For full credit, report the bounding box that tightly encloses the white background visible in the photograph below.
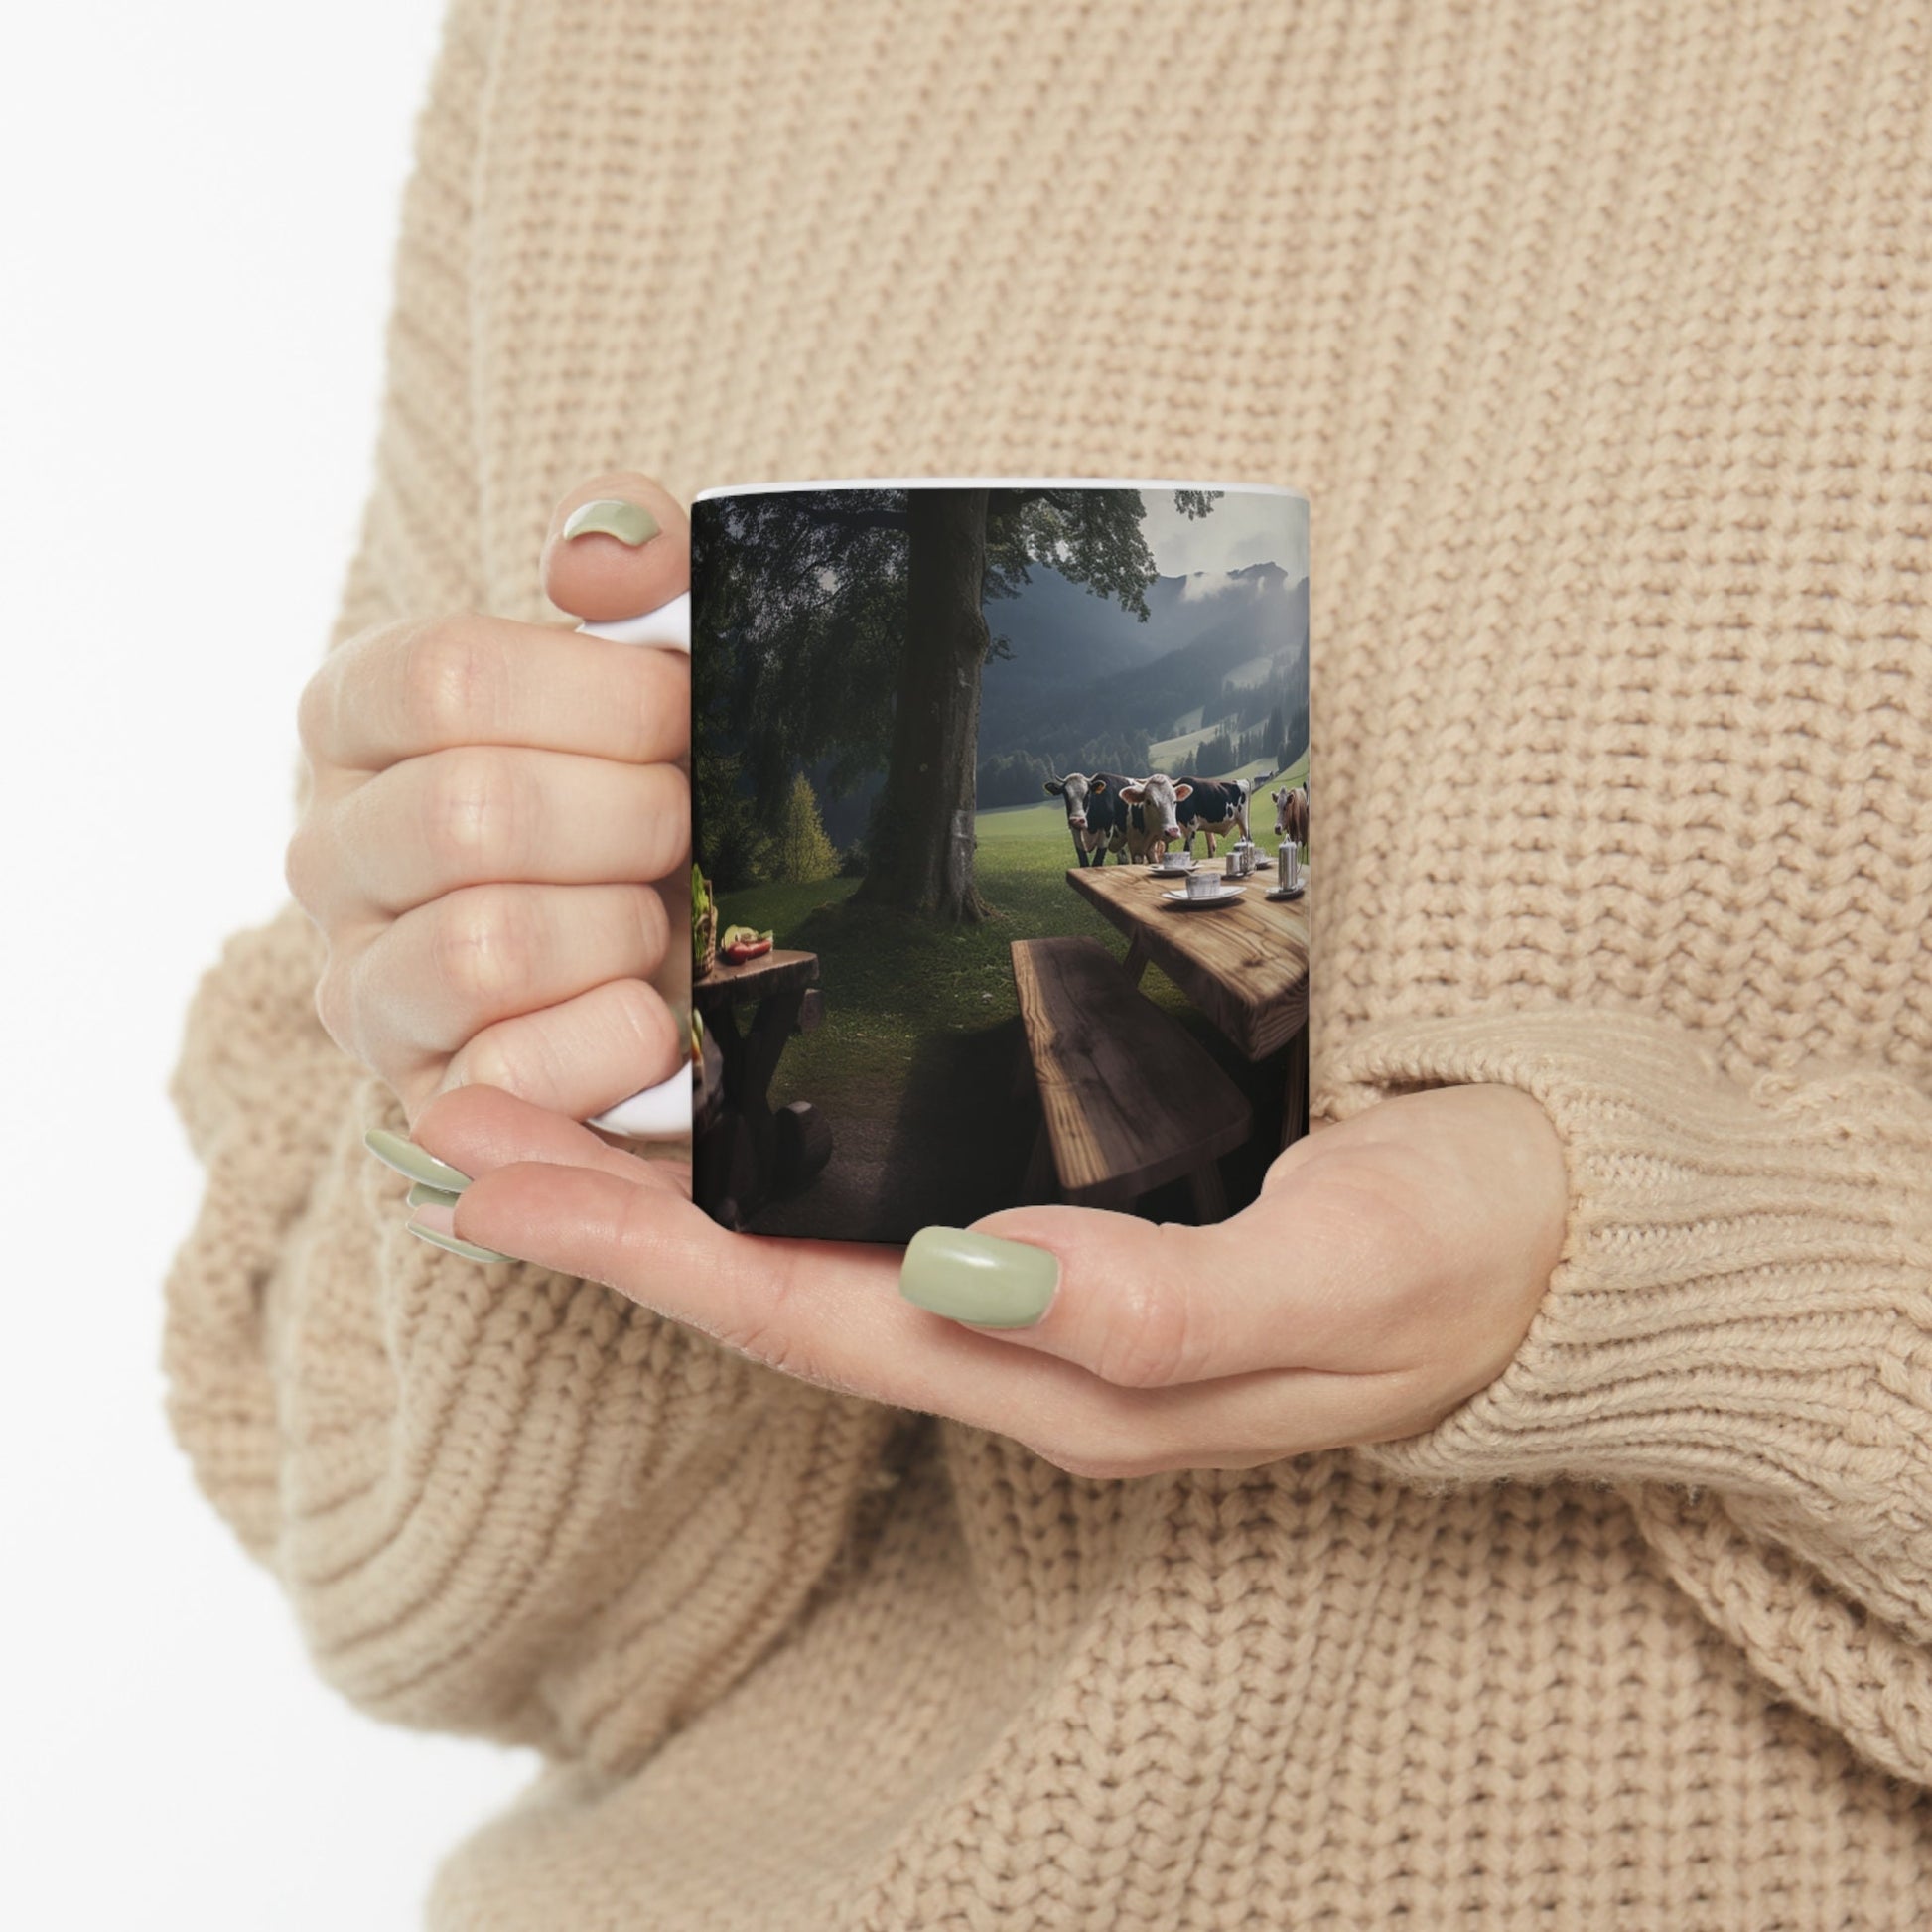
[0,5,541,1926]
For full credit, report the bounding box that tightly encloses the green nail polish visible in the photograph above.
[405,1220,514,1265]
[363,1128,471,1192]
[407,1181,463,1211]
[562,498,660,546]
[899,1227,1059,1328]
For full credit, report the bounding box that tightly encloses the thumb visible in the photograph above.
[540,471,691,622]
[898,1202,1272,1390]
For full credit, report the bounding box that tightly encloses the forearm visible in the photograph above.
[1320,1006,1932,1778]
[166,904,901,1763]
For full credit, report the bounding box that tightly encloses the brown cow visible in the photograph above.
[1271,783,1309,846]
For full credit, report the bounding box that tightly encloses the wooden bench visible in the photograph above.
[1011,936,1252,1217]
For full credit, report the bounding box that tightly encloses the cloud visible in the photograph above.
[1140,489,1310,584]
[1178,570,1235,601]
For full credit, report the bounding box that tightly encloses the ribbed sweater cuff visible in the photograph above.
[1318,1009,1932,1511]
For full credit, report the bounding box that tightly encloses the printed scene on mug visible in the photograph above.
[689,482,1311,1245]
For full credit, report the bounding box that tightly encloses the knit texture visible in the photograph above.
[163,0,1932,1924]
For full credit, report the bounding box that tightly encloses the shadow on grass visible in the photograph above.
[751,1011,1029,1244]
[729,865,1296,1245]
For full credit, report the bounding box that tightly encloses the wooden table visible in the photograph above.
[692,949,830,1225]
[1064,866,1310,1144]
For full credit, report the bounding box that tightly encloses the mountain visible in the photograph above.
[977,563,1308,764]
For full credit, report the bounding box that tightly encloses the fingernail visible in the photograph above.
[406,1220,514,1265]
[409,1197,457,1236]
[364,1128,471,1192]
[406,1181,463,1212]
[562,498,660,546]
[899,1228,1059,1328]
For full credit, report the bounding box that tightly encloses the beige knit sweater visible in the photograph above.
[164,1,1932,1924]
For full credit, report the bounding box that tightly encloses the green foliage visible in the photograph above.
[694,487,910,817]
[981,486,1218,621]
[977,749,1056,808]
[1192,727,1237,775]
[694,741,775,891]
[698,484,1226,833]
[717,798,1211,1106]
[774,772,841,884]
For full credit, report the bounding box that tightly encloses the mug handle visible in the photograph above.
[575,592,693,1139]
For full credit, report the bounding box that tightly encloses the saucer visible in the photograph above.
[1265,884,1307,901]
[1161,886,1247,909]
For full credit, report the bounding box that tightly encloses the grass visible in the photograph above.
[713,772,1311,1123]
[1267,749,1311,792]
[1146,722,1223,767]
[716,798,1192,1111]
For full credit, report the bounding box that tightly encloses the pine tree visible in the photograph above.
[775,772,841,883]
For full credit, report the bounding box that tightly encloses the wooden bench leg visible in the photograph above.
[1281,1021,1310,1149]
[1186,1161,1227,1222]
[1023,1120,1058,1203]
[1011,1027,1035,1101]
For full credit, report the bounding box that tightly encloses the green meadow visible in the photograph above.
[713,758,1309,1112]
[716,797,1119,1108]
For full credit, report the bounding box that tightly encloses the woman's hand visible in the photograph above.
[287,474,692,1125]
[399,1081,1569,1473]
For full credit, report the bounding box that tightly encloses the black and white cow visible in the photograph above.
[1117,773,1193,863]
[1271,783,1310,845]
[1173,776,1254,858]
[1043,771,1135,867]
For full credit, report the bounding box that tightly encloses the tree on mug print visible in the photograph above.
[692,483,1310,1243]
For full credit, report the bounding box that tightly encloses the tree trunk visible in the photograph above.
[857,488,992,919]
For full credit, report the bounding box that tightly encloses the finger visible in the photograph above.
[452,1152,1073,1418]
[433,976,688,1124]
[445,1149,1423,1472]
[412,1081,689,1190]
[541,473,691,622]
[334,881,667,1074]
[301,612,690,772]
[308,746,687,919]
[908,1178,1425,1389]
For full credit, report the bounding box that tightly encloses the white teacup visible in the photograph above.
[1184,869,1224,899]
[1158,850,1194,872]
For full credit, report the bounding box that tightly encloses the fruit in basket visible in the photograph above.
[720,923,775,964]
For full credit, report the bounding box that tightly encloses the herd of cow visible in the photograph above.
[1043,769,1311,867]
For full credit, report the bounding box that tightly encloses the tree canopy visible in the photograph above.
[693,485,1221,915]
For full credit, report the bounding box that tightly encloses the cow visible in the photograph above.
[1117,773,1193,863]
[1172,775,1254,858]
[1043,771,1135,867]
[1272,783,1310,846]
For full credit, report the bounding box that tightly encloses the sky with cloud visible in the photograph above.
[1138,488,1309,587]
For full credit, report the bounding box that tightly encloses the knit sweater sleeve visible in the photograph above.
[161,0,902,1773]
[1320,1007,1932,1786]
